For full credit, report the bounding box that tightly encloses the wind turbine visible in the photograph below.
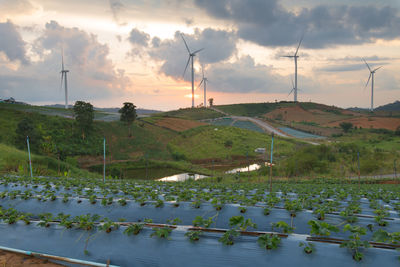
[197,65,208,108]
[181,33,204,108]
[363,58,382,112]
[60,49,69,109]
[282,34,304,102]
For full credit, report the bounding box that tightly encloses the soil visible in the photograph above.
[325,116,400,131]
[155,117,206,132]
[0,250,65,266]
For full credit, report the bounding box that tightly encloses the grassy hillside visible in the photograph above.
[159,107,224,120]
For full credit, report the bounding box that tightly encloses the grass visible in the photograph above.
[215,102,294,117]
[168,125,298,161]
[158,107,224,120]
[0,143,98,178]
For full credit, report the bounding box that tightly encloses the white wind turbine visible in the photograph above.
[197,65,209,108]
[60,49,69,109]
[282,34,304,102]
[181,33,204,108]
[363,58,382,112]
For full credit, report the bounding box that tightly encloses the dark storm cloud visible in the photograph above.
[194,0,400,48]
[128,28,150,47]
[0,21,28,64]
[147,28,237,79]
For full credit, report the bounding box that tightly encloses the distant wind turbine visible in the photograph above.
[363,58,382,112]
[60,49,69,109]
[282,34,304,102]
[197,65,209,108]
[181,33,204,108]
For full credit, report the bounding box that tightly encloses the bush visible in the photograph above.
[339,122,353,133]
[224,140,233,148]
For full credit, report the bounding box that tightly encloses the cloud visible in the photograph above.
[147,28,237,79]
[0,0,37,18]
[0,21,130,103]
[194,0,400,48]
[109,0,126,25]
[128,28,150,47]
[0,20,28,64]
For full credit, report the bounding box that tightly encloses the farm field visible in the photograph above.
[1,175,400,266]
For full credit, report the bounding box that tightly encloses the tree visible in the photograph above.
[339,122,353,133]
[15,118,41,152]
[73,101,94,139]
[208,98,214,107]
[395,126,400,136]
[119,102,137,137]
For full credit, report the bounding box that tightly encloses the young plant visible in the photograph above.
[99,219,120,233]
[192,216,215,228]
[271,221,294,234]
[154,199,164,208]
[118,198,127,206]
[340,224,370,262]
[238,206,247,214]
[166,218,182,225]
[150,227,172,239]
[258,234,281,250]
[263,207,270,216]
[308,220,339,237]
[229,216,257,231]
[299,241,315,254]
[124,223,144,236]
[219,229,240,246]
[185,230,202,242]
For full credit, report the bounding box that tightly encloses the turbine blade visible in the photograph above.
[201,64,204,79]
[193,48,204,54]
[295,33,304,56]
[291,76,294,89]
[197,79,204,90]
[373,66,382,72]
[362,58,371,72]
[281,55,294,58]
[180,33,191,54]
[182,56,191,77]
[288,88,294,97]
[365,73,372,88]
[60,73,64,91]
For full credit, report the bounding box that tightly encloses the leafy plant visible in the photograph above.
[271,221,294,234]
[258,234,281,250]
[229,216,257,231]
[308,220,339,236]
[299,241,315,254]
[192,216,215,228]
[340,224,370,262]
[219,229,240,245]
[185,230,202,242]
[150,227,172,239]
[124,223,144,236]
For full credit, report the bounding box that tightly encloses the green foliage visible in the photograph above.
[299,241,315,254]
[150,226,172,239]
[119,102,137,136]
[73,101,94,139]
[192,216,214,228]
[219,229,240,245]
[258,234,281,250]
[185,230,202,242]
[271,221,294,234]
[339,122,354,133]
[308,220,339,236]
[229,216,257,231]
[123,223,144,236]
[15,118,42,152]
[340,224,370,262]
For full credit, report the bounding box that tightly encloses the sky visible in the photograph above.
[0,0,399,111]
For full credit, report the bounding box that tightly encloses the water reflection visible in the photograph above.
[225,163,261,174]
[158,173,208,182]
[157,163,262,182]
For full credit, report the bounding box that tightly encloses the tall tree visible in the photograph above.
[119,102,137,137]
[73,101,94,139]
[208,98,214,107]
[15,117,42,152]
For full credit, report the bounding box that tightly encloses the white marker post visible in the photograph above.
[26,136,33,178]
[103,137,106,183]
[269,132,274,193]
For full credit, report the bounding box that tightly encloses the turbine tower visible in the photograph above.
[60,49,69,109]
[282,34,304,102]
[363,58,382,112]
[197,65,208,108]
[181,33,204,108]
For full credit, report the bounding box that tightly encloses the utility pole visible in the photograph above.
[269,132,274,193]
[357,152,360,189]
[26,136,33,179]
[103,137,106,183]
